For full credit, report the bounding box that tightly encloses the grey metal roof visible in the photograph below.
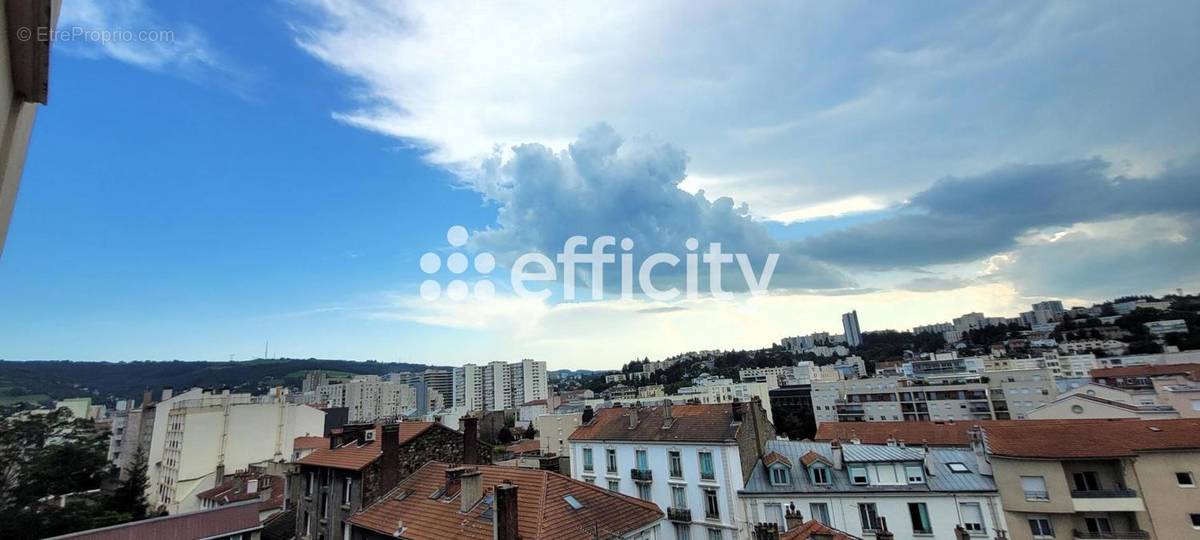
[741,440,997,494]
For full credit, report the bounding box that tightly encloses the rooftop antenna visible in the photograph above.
[265,340,270,360]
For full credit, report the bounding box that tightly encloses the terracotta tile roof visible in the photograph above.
[814,419,1142,447]
[798,450,831,467]
[197,473,285,512]
[45,501,262,540]
[506,439,541,455]
[293,436,329,450]
[781,520,861,540]
[1090,363,1200,379]
[984,418,1200,458]
[763,451,791,468]
[297,422,441,471]
[347,462,663,540]
[568,403,740,443]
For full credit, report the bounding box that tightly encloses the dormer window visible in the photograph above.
[810,465,830,485]
[905,465,925,484]
[769,466,791,486]
[849,465,869,485]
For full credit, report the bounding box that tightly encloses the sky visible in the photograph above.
[0,0,1198,369]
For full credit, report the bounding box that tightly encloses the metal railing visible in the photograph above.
[630,468,653,482]
[1024,490,1050,501]
[1070,488,1138,498]
[1072,529,1150,539]
[667,507,691,522]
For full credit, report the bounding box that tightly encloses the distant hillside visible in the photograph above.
[0,358,447,405]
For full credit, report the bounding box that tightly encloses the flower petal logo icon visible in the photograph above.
[420,226,495,301]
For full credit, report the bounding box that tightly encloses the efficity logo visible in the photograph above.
[420,226,779,302]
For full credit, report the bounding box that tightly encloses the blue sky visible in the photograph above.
[0,1,1197,368]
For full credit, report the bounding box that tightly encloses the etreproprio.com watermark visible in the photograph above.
[419,226,780,302]
[16,26,175,43]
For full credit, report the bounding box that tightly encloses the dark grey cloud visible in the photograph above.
[795,158,1200,269]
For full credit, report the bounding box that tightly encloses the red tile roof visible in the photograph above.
[348,462,663,540]
[297,422,441,470]
[814,419,1142,447]
[799,450,831,467]
[569,403,741,443]
[293,436,329,450]
[1090,363,1200,379]
[763,451,791,468]
[781,520,861,540]
[984,418,1200,458]
[196,473,285,512]
[506,439,541,455]
[46,501,262,540]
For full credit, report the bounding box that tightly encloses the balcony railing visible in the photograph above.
[631,468,653,482]
[667,507,691,522]
[1024,490,1050,501]
[1072,529,1150,539]
[1070,488,1138,498]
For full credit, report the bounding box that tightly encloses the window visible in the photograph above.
[707,528,723,540]
[765,503,785,530]
[608,480,620,491]
[675,523,690,540]
[583,448,594,472]
[908,503,932,534]
[810,466,830,485]
[1072,471,1101,491]
[703,488,720,519]
[1178,472,1195,487]
[343,477,353,505]
[946,462,970,473]
[769,466,790,485]
[671,485,688,509]
[906,465,925,484]
[699,452,715,480]
[1191,514,1200,529]
[1021,476,1049,500]
[858,503,880,531]
[959,502,984,533]
[320,493,328,517]
[636,449,649,471]
[1084,517,1112,534]
[669,450,683,478]
[638,482,651,500]
[607,449,617,473]
[307,472,315,495]
[1028,516,1053,537]
[849,465,869,485]
[809,503,830,524]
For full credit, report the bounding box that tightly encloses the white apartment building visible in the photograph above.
[316,375,415,422]
[740,440,1007,540]
[842,310,863,348]
[569,401,774,540]
[452,358,548,412]
[812,377,994,425]
[1145,319,1188,338]
[739,362,815,388]
[678,376,774,423]
[147,388,325,514]
[1058,339,1128,356]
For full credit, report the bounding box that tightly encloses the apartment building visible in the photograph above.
[812,377,994,425]
[388,369,453,404]
[989,368,1059,419]
[842,311,863,348]
[293,419,492,540]
[316,375,416,423]
[740,362,816,388]
[452,359,548,412]
[984,419,1200,540]
[740,440,1006,540]
[534,412,583,457]
[568,400,775,540]
[147,388,326,514]
[1025,393,1179,420]
[678,376,775,423]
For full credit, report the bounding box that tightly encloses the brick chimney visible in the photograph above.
[380,423,401,492]
[462,416,480,466]
[494,481,518,540]
[459,468,483,513]
[731,399,745,422]
[784,504,804,531]
[582,406,594,424]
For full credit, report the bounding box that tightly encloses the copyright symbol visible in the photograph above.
[16,27,30,41]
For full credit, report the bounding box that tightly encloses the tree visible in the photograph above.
[107,447,149,520]
[523,426,538,440]
[497,427,516,444]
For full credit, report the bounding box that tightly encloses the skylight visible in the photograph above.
[564,495,584,510]
[946,462,970,473]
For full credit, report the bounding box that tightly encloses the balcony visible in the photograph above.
[667,507,691,522]
[1070,489,1144,513]
[1024,490,1050,501]
[1072,529,1150,540]
[631,469,653,482]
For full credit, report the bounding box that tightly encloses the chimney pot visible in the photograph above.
[462,416,480,466]
[459,469,483,513]
[628,408,639,430]
[494,481,519,540]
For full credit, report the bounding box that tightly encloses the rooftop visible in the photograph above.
[1090,363,1200,379]
[293,435,329,450]
[347,462,663,540]
[814,418,1143,447]
[984,418,1200,459]
[568,403,742,443]
[781,520,861,540]
[296,421,439,471]
[196,472,284,512]
[44,501,261,540]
